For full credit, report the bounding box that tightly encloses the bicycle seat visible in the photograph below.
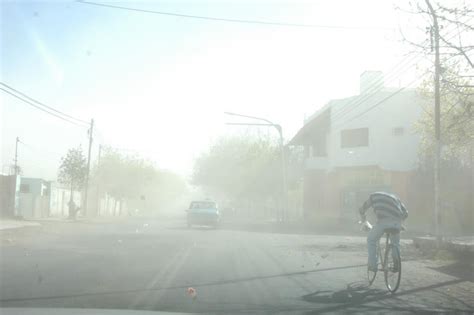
[384,228,400,234]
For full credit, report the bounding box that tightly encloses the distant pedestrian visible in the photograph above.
[68,199,78,220]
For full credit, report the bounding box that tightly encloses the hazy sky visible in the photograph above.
[1,0,429,180]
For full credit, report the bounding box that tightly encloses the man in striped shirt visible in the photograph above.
[359,192,408,271]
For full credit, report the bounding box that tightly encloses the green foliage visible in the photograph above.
[410,1,474,165]
[58,146,87,190]
[95,147,187,212]
[416,63,474,165]
[192,135,285,205]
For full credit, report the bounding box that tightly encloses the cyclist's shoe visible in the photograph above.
[390,260,401,273]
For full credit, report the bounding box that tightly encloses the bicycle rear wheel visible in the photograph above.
[384,244,401,293]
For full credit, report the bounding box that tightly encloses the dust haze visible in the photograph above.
[1,0,473,314]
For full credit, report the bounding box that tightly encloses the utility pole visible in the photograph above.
[275,125,289,222]
[96,144,102,216]
[426,0,442,245]
[83,119,94,217]
[14,137,19,175]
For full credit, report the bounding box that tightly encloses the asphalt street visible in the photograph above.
[0,218,473,314]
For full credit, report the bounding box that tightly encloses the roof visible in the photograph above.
[289,87,417,146]
[21,177,50,183]
[289,96,355,146]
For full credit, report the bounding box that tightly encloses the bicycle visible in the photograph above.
[360,221,402,293]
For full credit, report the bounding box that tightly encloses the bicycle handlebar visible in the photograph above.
[359,220,373,232]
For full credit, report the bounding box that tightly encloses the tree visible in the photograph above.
[192,135,293,218]
[402,1,474,233]
[58,146,87,218]
[95,147,187,215]
[417,66,473,163]
[404,0,474,164]
[400,1,474,67]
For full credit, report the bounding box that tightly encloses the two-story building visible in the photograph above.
[289,71,426,226]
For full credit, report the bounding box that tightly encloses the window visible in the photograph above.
[393,127,404,136]
[20,184,30,193]
[341,128,369,148]
[190,201,216,209]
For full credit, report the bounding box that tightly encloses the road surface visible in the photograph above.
[1,218,473,314]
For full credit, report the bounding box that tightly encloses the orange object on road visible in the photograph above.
[187,287,197,299]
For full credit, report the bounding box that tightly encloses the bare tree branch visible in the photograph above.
[439,33,474,67]
[435,2,474,16]
[436,14,474,31]
[398,24,430,51]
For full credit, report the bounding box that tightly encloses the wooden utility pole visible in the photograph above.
[96,144,102,216]
[276,125,289,222]
[14,137,19,175]
[83,119,94,217]
[426,0,442,244]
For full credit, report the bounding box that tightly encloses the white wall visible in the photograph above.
[49,186,81,217]
[325,89,423,171]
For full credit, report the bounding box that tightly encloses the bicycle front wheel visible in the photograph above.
[384,244,401,293]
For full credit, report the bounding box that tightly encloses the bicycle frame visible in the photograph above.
[376,233,391,271]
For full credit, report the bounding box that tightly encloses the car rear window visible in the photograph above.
[191,202,216,209]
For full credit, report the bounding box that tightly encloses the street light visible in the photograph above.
[224,112,288,222]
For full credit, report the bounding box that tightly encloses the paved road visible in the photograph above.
[1,218,473,314]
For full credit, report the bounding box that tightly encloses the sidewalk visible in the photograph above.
[0,219,41,231]
[413,235,474,255]
[221,218,362,236]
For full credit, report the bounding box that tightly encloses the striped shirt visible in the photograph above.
[360,192,408,222]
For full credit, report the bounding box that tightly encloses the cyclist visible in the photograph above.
[359,192,408,272]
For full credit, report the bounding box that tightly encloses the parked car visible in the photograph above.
[186,200,220,228]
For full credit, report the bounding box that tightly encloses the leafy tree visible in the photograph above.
[58,146,87,218]
[400,0,474,163]
[95,147,187,215]
[416,64,474,164]
[192,135,292,217]
[405,1,474,231]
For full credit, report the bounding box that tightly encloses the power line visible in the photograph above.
[330,58,423,125]
[0,82,89,125]
[329,50,429,124]
[329,17,473,127]
[330,19,467,124]
[0,87,87,128]
[330,55,422,123]
[19,140,64,158]
[333,77,421,130]
[77,0,393,31]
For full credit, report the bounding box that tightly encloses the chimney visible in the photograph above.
[360,71,384,94]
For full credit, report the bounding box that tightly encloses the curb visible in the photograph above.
[0,220,41,231]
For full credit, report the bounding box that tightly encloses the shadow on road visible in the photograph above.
[429,261,474,282]
[302,282,387,304]
[0,264,365,303]
[301,279,469,314]
[169,226,217,231]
